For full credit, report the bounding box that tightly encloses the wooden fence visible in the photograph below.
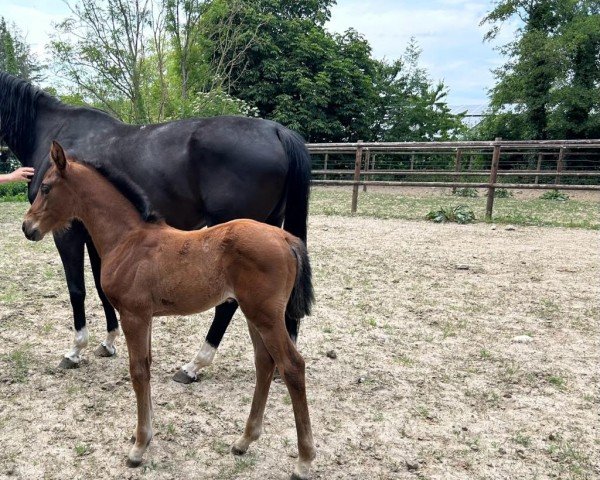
[307,139,600,219]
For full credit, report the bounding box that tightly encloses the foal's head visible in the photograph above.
[22,141,76,241]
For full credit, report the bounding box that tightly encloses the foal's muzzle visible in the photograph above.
[22,220,44,241]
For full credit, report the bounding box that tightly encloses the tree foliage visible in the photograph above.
[38,0,464,141]
[478,0,599,140]
[0,17,43,172]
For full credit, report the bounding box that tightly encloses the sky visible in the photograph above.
[0,0,519,106]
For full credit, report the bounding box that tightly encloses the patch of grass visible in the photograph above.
[426,205,475,224]
[5,346,32,383]
[282,394,292,406]
[217,453,258,479]
[547,437,592,479]
[453,187,478,197]
[211,439,230,456]
[540,189,569,201]
[513,432,532,447]
[414,405,431,419]
[493,188,513,198]
[548,375,567,390]
[142,460,159,473]
[74,443,92,456]
[309,187,600,229]
[535,299,561,321]
[395,354,413,366]
[479,349,492,360]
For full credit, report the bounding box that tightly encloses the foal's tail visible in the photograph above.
[285,237,315,339]
[277,126,311,244]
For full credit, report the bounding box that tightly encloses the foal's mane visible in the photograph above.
[81,161,163,224]
[0,72,58,155]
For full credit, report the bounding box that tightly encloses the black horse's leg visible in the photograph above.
[85,236,120,358]
[173,301,238,384]
[173,213,291,384]
[54,222,88,369]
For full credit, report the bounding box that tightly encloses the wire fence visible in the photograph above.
[307,139,600,219]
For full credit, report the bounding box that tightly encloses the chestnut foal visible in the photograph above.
[23,142,316,479]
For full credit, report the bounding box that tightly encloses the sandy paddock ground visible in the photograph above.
[0,203,598,480]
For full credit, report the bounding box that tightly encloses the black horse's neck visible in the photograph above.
[0,72,59,162]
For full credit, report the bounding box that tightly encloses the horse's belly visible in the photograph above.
[152,273,231,317]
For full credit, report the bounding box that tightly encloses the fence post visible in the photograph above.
[485,137,502,221]
[534,152,543,184]
[555,147,565,185]
[351,140,364,213]
[323,153,328,181]
[452,148,462,194]
[363,148,371,192]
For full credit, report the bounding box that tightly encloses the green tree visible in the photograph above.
[0,17,43,80]
[49,0,153,123]
[373,39,466,142]
[0,17,43,173]
[200,0,381,141]
[480,0,599,140]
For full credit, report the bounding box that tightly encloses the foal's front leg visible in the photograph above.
[120,312,153,467]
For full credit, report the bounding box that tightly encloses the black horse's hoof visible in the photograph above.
[126,458,142,468]
[231,445,247,456]
[172,369,197,384]
[94,344,116,358]
[58,357,80,369]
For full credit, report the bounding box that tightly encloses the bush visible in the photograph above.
[0,182,28,201]
[493,188,513,198]
[453,187,478,197]
[426,205,475,224]
[540,189,569,201]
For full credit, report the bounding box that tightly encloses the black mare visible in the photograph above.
[0,72,310,381]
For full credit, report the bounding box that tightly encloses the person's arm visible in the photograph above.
[0,167,35,184]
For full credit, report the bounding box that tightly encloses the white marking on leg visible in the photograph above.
[181,341,216,380]
[65,326,89,363]
[101,328,119,355]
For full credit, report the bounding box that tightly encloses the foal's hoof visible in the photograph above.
[126,457,142,468]
[231,445,247,456]
[58,357,80,369]
[172,369,197,384]
[94,344,116,358]
[290,474,310,480]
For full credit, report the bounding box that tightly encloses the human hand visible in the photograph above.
[9,167,35,182]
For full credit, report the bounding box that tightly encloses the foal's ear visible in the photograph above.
[50,141,67,173]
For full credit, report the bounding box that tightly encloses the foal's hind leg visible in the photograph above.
[232,323,276,455]
[253,319,315,480]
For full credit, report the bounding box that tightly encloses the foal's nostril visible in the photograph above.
[22,221,40,241]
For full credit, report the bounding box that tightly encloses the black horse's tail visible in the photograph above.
[285,236,314,341]
[277,126,311,244]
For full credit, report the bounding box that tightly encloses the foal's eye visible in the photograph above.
[40,184,51,195]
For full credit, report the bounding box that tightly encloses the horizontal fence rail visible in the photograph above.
[307,139,600,219]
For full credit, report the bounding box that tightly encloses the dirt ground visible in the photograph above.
[0,202,598,480]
